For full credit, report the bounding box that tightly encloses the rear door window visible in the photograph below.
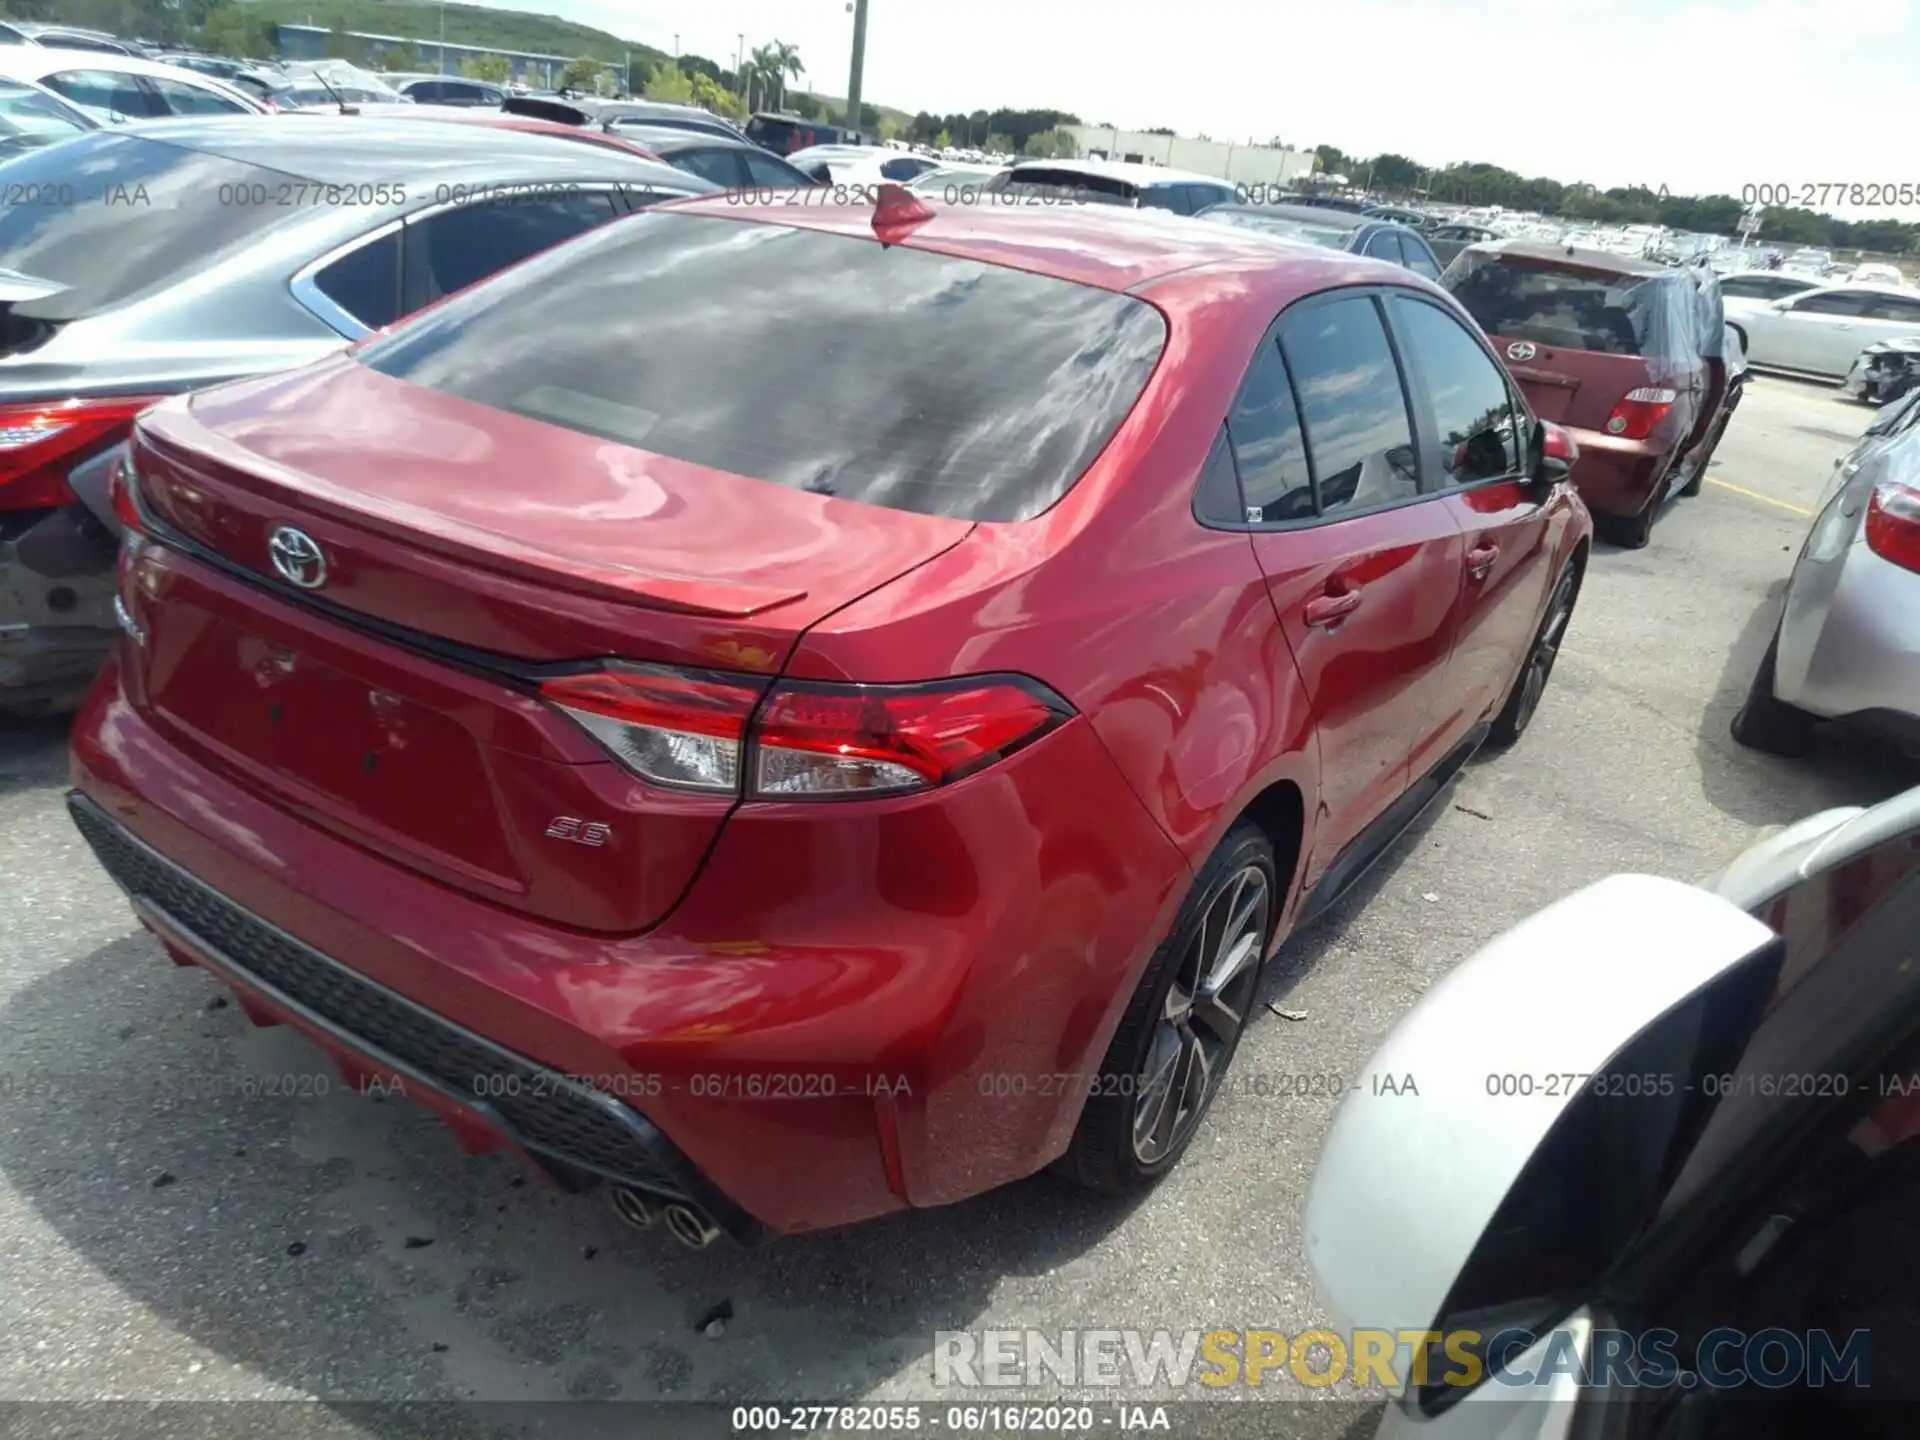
[43,68,165,120]
[1793,290,1872,317]
[1139,185,1185,213]
[1862,294,1920,323]
[667,147,747,188]
[1399,234,1443,281]
[402,190,621,308]
[742,151,805,187]
[145,75,249,115]
[358,212,1168,523]
[1279,294,1421,515]
[1363,229,1401,263]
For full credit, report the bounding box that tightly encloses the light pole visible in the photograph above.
[736,33,746,109]
[845,0,868,136]
[438,4,445,73]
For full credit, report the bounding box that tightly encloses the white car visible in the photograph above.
[1731,282,1920,377]
[1850,261,1905,286]
[1306,783,1920,1439]
[787,143,938,186]
[1715,268,1824,319]
[0,46,265,121]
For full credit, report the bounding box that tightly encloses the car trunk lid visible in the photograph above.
[119,359,974,932]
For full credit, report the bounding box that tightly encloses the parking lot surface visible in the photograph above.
[1,377,1914,1434]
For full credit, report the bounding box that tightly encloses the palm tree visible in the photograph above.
[748,39,804,113]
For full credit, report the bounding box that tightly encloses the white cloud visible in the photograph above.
[473,0,1920,212]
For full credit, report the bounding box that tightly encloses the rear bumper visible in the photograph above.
[69,653,1190,1235]
[0,504,117,711]
[1776,535,1920,737]
[1560,426,1674,518]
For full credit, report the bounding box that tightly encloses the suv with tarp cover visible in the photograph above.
[1444,240,1731,547]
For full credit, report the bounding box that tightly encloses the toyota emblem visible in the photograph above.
[267,525,327,590]
[1506,341,1538,362]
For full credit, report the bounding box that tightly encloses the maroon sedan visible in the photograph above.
[1445,240,1730,548]
[69,192,1590,1242]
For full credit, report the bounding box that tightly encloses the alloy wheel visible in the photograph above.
[1131,865,1272,1165]
[1513,571,1576,735]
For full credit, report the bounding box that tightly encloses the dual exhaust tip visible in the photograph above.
[610,1185,723,1249]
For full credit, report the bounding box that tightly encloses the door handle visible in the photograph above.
[1467,543,1501,578]
[1303,588,1363,629]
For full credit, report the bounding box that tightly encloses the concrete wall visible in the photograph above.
[1061,127,1316,186]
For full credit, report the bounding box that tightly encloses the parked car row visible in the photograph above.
[5,111,1605,1246]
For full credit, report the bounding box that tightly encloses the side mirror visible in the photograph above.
[1304,874,1781,1416]
[1535,420,1577,484]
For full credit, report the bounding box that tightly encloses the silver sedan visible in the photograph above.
[1733,282,1920,377]
[1732,389,1920,756]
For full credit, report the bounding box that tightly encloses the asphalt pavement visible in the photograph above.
[1,375,1915,1437]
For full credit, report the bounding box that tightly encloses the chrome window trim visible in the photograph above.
[288,216,405,339]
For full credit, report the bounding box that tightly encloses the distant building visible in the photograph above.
[272,23,626,90]
[1061,126,1315,188]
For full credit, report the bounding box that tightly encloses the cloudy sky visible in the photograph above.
[498,0,1917,212]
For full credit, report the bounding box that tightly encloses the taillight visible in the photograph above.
[540,663,762,793]
[541,665,1073,799]
[1865,480,1920,573]
[752,679,1069,795]
[106,445,147,533]
[0,396,163,511]
[1604,387,1676,441]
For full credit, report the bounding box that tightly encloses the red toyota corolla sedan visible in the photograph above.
[68,192,1592,1244]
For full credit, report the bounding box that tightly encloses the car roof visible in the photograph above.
[1467,237,1673,277]
[657,191,1416,298]
[1005,157,1231,189]
[1220,202,1366,230]
[0,46,207,83]
[313,104,660,157]
[614,125,754,155]
[114,115,697,187]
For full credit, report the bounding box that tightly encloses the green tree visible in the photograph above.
[1023,128,1078,160]
[1313,144,1351,179]
[379,40,418,71]
[560,55,601,91]
[459,52,511,83]
[643,63,694,103]
[196,0,268,58]
[1368,153,1422,193]
[935,127,952,149]
[747,39,803,111]
[692,71,744,119]
[788,91,823,119]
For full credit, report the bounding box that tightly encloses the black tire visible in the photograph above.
[1730,626,1818,757]
[1488,561,1579,747]
[1059,822,1278,1194]
[1601,497,1655,549]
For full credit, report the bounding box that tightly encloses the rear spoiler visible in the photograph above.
[501,95,592,126]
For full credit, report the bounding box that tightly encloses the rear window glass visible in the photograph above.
[988,167,1136,206]
[0,131,326,320]
[1445,253,1715,379]
[357,212,1168,523]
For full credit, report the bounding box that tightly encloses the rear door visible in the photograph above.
[1386,291,1554,736]
[1756,288,1873,373]
[1238,290,1468,874]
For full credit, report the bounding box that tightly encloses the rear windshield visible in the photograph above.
[988,167,1136,206]
[1444,251,1716,379]
[357,212,1168,523]
[0,131,319,320]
